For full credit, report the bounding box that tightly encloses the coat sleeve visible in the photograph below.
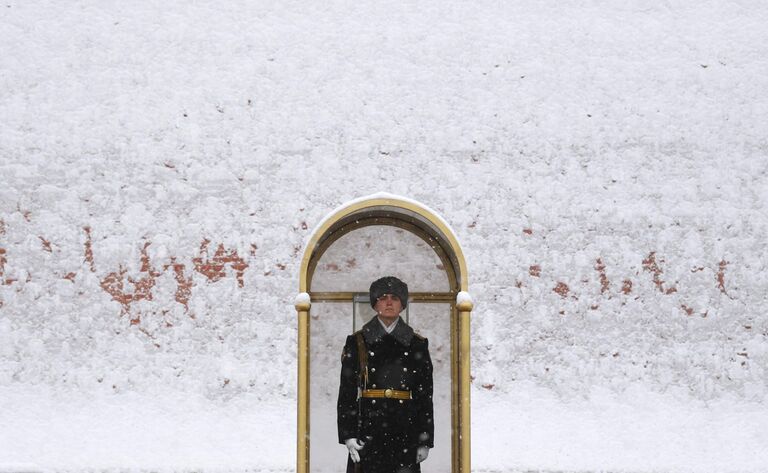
[337,334,359,444]
[414,337,434,448]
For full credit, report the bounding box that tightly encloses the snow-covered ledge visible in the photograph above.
[456,291,473,311]
[0,463,42,473]
[294,292,311,311]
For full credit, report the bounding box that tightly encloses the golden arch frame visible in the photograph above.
[294,193,474,473]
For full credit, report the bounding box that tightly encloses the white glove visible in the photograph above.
[416,446,430,463]
[345,438,365,463]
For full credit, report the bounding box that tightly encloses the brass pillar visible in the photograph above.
[295,293,311,473]
[457,292,473,473]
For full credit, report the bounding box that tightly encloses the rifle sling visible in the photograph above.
[355,332,368,389]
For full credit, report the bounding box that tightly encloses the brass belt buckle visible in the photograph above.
[384,388,393,398]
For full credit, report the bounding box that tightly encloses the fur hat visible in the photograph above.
[369,276,409,309]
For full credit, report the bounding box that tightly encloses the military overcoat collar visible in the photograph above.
[361,316,414,347]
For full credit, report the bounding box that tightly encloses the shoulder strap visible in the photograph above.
[355,332,368,388]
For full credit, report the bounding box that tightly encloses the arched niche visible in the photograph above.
[295,193,473,473]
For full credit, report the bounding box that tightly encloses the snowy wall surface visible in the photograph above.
[1,1,767,472]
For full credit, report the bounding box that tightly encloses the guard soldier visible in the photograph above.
[337,276,434,473]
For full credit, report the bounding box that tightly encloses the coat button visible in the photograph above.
[399,400,404,404]
[372,384,377,388]
[403,367,408,372]
[404,352,409,356]
[370,351,374,356]
[384,389,393,398]
[371,399,376,404]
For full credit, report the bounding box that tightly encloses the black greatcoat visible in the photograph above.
[338,316,434,473]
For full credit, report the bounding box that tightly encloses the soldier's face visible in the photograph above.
[374,294,403,323]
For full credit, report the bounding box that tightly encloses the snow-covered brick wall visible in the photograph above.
[1,1,767,472]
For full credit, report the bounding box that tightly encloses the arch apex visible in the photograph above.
[299,194,468,293]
